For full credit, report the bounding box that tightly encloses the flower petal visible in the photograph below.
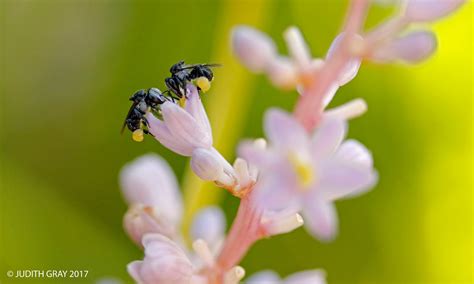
[266,56,299,89]
[335,139,373,168]
[123,204,177,246]
[161,101,212,149]
[311,118,347,161]
[319,156,378,201]
[404,0,465,22]
[370,31,437,63]
[190,206,226,246]
[191,148,225,181]
[119,154,183,225]
[321,83,340,108]
[302,197,338,241]
[264,108,309,151]
[184,84,212,139]
[284,26,312,68]
[127,261,144,284]
[232,26,277,72]
[238,140,279,170]
[284,269,326,284]
[253,164,300,211]
[326,33,362,86]
[146,113,194,156]
[246,270,281,284]
[138,234,194,284]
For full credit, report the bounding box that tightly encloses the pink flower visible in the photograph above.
[145,85,255,190]
[146,84,212,156]
[402,0,465,22]
[232,26,361,90]
[120,154,183,244]
[246,269,326,284]
[128,234,205,284]
[368,30,438,63]
[239,109,377,241]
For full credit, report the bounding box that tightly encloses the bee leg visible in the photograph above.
[179,79,188,98]
[165,77,182,99]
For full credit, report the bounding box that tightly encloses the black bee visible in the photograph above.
[165,61,221,98]
[121,88,170,142]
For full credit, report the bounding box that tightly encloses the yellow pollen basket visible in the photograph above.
[179,96,186,107]
[196,77,211,93]
[288,153,315,188]
[132,129,144,142]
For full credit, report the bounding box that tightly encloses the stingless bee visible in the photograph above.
[164,61,221,99]
[121,88,171,142]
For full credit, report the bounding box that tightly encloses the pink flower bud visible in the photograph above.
[266,57,299,90]
[370,31,437,63]
[119,154,183,226]
[127,234,195,284]
[326,33,363,86]
[403,0,465,22]
[191,148,225,181]
[190,206,226,247]
[232,26,277,72]
[123,204,177,246]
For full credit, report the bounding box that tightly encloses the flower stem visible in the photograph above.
[216,191,263,271]
[293,0,369,131]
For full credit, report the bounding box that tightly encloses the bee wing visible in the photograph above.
[121,102,138,134]
[203,63,222,68]
[176,63,222,71]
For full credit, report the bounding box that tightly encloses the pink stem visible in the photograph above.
[293,0,369,131]
[216,192,263,271]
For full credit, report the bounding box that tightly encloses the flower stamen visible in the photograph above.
[288,152,315,188]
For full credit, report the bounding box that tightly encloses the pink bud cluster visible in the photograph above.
[119,0,464,283]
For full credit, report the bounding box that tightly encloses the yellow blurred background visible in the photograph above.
[0,0,472,283]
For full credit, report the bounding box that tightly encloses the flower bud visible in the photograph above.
[370,31,437,63]
[266,57,299,90]
[403,0,465,22]
[190,206,226,250]
[119,154,183,226]
[123,204,176,246]
[232,26,277,72]
[191,148,225,181]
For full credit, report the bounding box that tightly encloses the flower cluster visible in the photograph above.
[118,0,464,283]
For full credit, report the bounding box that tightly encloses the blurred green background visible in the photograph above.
[0,0,472,283]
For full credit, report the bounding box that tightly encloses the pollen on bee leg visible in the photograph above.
[196,77,211,92]
[178,96,186,107]
[132,129,144,142]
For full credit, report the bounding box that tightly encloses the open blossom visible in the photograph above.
[145,84,255,191]
[146,84,212,156]
[120,154,183,244]
[239,109,377,241]
[246,269,326,284]
[232,25,361,90]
